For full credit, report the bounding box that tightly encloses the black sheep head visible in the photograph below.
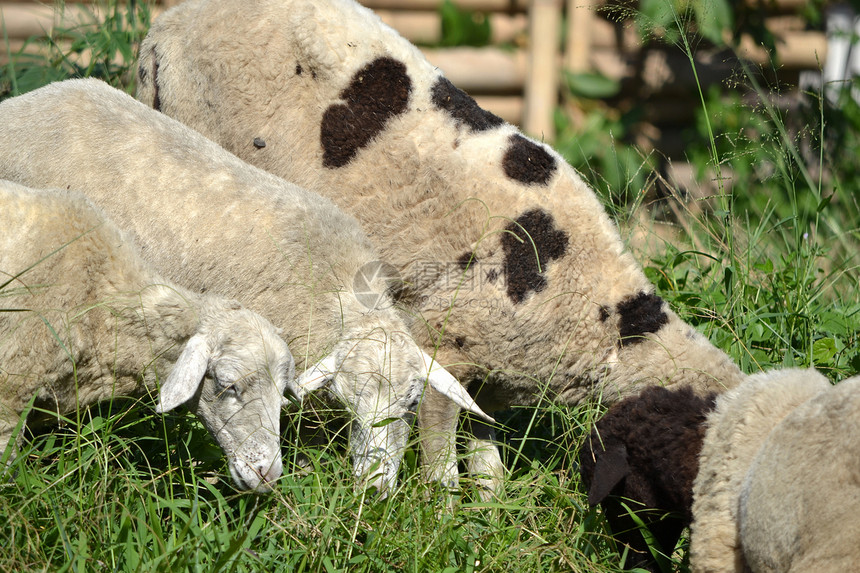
[579,386,718,572]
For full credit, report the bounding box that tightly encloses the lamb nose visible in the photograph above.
[258,456,283,489]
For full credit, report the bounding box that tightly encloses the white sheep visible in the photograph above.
[136,0,744,490]
[690,367,831,572]
[737,374,860,573]
[0,179,296,492]
[0,78,491,493]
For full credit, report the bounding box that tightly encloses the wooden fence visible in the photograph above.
[0,0,828,146]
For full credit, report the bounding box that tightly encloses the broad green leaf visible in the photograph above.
[564,71,621,99]
[813,337,838,364]
[693,0,733,45]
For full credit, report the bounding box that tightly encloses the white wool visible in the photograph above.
[0,180,294,492]
[690,368,831,572]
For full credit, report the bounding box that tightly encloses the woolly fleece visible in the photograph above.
[0,180,294,491]
[690,368,830,572]
[580,386,717,571]
[738,374,860,572]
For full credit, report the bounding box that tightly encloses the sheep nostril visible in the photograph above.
[364,477,387,499]
[255,457,283,491]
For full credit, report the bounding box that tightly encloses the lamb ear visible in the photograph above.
[279,360,303,408]
[157,333,210,413]
[292,354,338,402]
[419,350,495,423]
[587,443,630,506]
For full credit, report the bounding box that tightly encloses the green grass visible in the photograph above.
[2,1,859,571]
[0,401,616,572]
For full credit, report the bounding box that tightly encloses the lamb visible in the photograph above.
[0,78,490,494]
[580,368,837,572]
[135,0,744,490]
[0,179,296,493]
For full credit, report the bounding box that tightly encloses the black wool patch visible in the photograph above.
[579,385,718,571]
[295,63,303,75]
[502,134,557,186]
[320,57,412,168]
[431,76,504,132]
[616,292,669,347]
[599,306,610,322]
[501,209,569,304]
[456,251,476,270]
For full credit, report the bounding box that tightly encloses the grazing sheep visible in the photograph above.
[0,180,296,492]
[136,0,744,489]
[579,386,717,572]
[0,79,491,494]
[580,368,834,572]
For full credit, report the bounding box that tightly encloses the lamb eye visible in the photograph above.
[214,372,239,396]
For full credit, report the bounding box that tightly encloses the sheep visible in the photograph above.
[736,374,860,573]
[0,78,491,494]
[579,368,834,572]
[0,179,296,493]
[135,0,744,490]
[689,367,831,572]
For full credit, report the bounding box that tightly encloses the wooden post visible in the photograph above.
[565,0,594,73]
[523,0,561,141]
[360,0,529,11]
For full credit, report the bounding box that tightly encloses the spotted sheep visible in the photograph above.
[0,79,492,494]
[135,0,744,491]
[0,180,296,492]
